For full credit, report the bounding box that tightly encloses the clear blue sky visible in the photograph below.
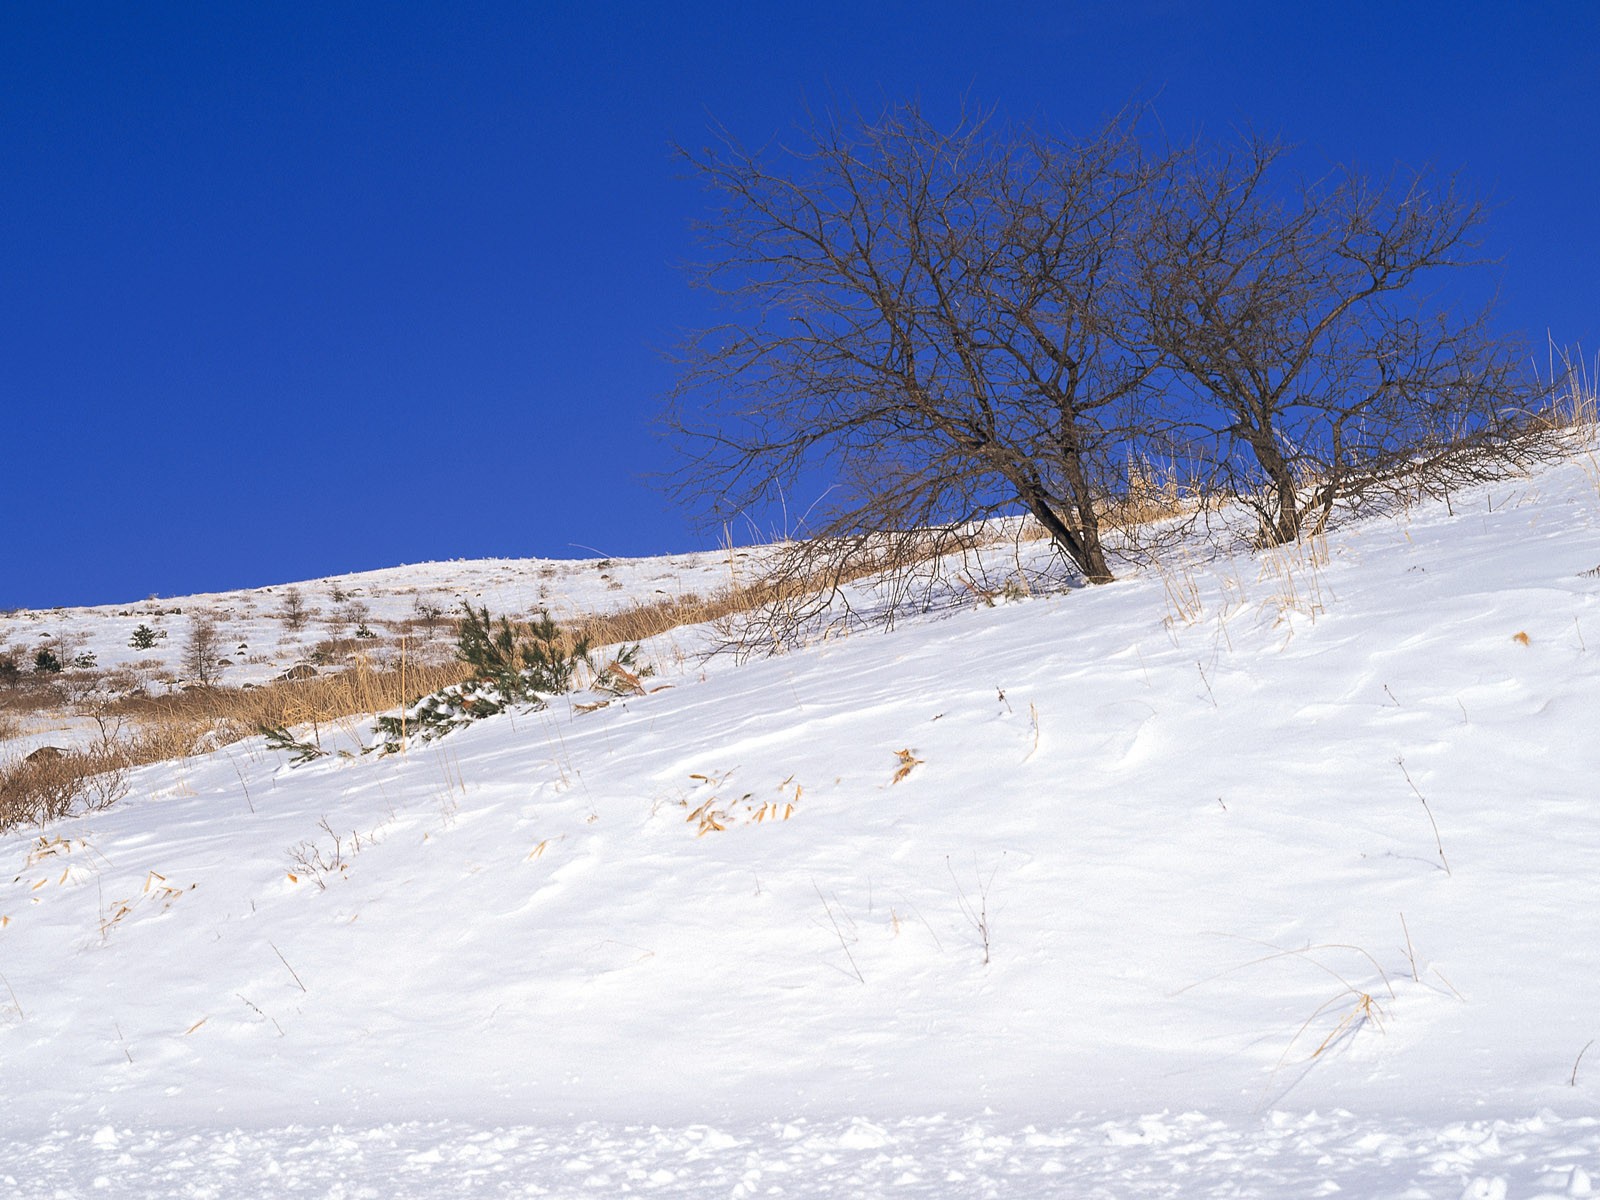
[4,1,1596,608]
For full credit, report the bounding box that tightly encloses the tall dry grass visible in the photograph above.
[106,653,474,757]
[0,651,473,832]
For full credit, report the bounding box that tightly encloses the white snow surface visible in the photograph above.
[4,458,1600,1196]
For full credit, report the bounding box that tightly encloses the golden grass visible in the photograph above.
[1,744,131,830]
[0,652,474,832]
[106,653,473,754]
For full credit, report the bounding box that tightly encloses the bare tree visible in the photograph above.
[1137,136,1550,545]
[278,588,309,631]
[183,615,224,687]
[669,102,1170,588]
[671,105,1552,648]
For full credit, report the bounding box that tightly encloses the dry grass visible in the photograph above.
[1,744,130,831]
[1540,343,1598,436]
[0,651,473,833]
[0,468,1299,834]
[0,677,69,718]
[574,572,838,650]
[1257,531,1331,629]
[106,653,473,756]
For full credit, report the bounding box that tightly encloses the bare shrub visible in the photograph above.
[336,600,371,633]
[411,597,447,636]
[0,670,68,718]
[0,746,129,831]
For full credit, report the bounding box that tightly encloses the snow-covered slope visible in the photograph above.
[0,544,748,689]
[3,458,1600,1197]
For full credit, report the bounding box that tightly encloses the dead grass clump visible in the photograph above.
[574,555,878,653]
[109,653,473,753]
[0,746,130,832]
[0,676,69,718]
[309,636,368,663]
[1111,457,1194,527]
[577,588,752,649]
[692,524,1040,657]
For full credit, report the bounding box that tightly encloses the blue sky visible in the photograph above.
[4,2,1597,609]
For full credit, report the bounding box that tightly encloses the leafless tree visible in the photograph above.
[278,588,309,631]
[669,102,1172,589]
[1136,136,1551,545]
[182,614,224,687]
[670,106,1553,651]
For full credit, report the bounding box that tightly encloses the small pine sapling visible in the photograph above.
[456,604,590,700]
[259,725,329,765]
[370,606,594,753]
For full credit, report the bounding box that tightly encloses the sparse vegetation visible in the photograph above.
[182,615,224,686]
[411,597,447,635]
[334,600,371,635]
[370,606,596,751]
[278,588,310,631]
[0,744,130,831]
[455,604,591,699]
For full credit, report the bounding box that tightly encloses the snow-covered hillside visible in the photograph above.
[3,456,1600,1197]
[0,544,750,689]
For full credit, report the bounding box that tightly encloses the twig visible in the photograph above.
[1396,756,1451,875]
[0,970,23,1021]
[237,993,285,1037]
[114,1021,132,1063]
[1431,966,1465,1002]
[229,756,256,814]
[1180,935,1395,1002]
[269,941,307,992]
[813,883,863,983]
[1573,1039,1595,1087]
[1024,702,1040,762]
[1399,912,1419,982]
[947,855,999,966]
[1196,662,1218,707]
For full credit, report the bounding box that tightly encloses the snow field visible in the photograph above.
[2,1112,1598,1198]
[2,456,1599,1195]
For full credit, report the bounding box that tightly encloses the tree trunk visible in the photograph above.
[1245,431,1303,545]
[1022,489,1115,584]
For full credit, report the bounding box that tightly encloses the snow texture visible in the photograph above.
[3,455,1600,1195]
